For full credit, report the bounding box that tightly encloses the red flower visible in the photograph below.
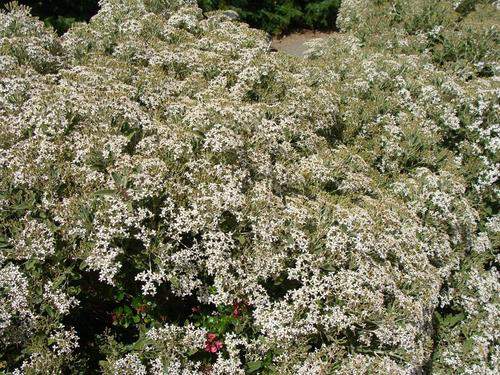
[232,301,248,318]
[204,332,223,353]
[206,332,217,341]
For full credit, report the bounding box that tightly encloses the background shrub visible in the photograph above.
[1,0,99,33]
[200,0,342,34]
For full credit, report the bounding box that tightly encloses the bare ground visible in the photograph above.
[270,29,335,57]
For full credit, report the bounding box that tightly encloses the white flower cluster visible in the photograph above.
[109,353,147,375]
[11,216,55,260]
[0,264,33,338]
[49,326,79,355]
[43,281,79,315]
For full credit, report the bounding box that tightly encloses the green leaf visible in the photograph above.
[131,296,142,308]
[126,129,137,141]
[123,306,133,316]
[463,337,474,352]
[246,361,262,373]
[132,337,149,351]
[25,259,39,271]
[116,291,125,301]
[170,276,180,289]
[237,235,246,245]
[52,275,66,288]
[111,172,122,185]
[443,312,465,328]
[434,311,443,324]
[321,263,336,272]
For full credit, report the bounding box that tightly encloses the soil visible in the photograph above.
[270,29,335,57]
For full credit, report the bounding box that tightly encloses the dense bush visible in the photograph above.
[0,0,498,373]
[309,1,499,372]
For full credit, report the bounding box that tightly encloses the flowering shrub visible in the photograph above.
[0,0,498,373]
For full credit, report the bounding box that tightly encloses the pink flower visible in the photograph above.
[204,332,223,353]
[191,306,201,314]
[233,302,241,318]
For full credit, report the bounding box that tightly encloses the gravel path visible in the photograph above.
[271,30,334,57]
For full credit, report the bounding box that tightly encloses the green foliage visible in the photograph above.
[303,0,341,29]
[200,0,341,34]
[41,15,78,35]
